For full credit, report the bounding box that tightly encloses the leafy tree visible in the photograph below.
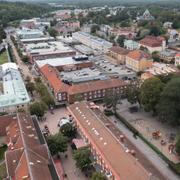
[104,90,122,113]
[91,172,106,180]
[22,55,29,63]
[139,77,164,114]
[175,136,180,155]
[116,35,126,47]
[91,24,100,34]
[60,123,76,138]
[29,101,47,118]
[157,77,180,125]
[73,147,91,171]
[42,95,55,107]
[48,28,58,38]
[26,81,35,95]
[152,51,160,62]
[127,84,140,105]
[0,26,6,43]
[47,132,68,156]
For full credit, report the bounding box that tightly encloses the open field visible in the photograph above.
[0,51,8,65]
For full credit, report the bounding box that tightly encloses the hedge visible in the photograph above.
[115,112,180,176]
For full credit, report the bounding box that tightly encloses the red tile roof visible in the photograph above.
[68,79,127,95]
[127,50,151,61]
[40,64,68,93]
[5,113,53,180]
[139,36,164,47]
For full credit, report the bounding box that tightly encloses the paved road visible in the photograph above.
[108,115,180,180]
[7,35,34,82]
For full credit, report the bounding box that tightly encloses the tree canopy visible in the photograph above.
[91,172,106,180]
[139,77,164,113]
[157,77,180,125]
[60,123,76,138]
[47,132,68,156]
[73,147,92,170]
[175,136,180,156]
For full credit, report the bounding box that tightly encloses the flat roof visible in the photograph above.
[0,63,30,108]
[93,55,136,78]
[36,56,89,68]
[25,41,75,55]
[74,44,94,55]
[21,37,54,43]
[68,102,150,180]
[60,67,108,83]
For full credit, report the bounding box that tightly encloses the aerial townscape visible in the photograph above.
[0,0,180,179]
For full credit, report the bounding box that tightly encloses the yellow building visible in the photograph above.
[108,46,130,64]
[126,50,153,72]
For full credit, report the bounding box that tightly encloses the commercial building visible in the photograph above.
[35,56,92,71]
[126,50,153,72]
[16,28,44,39]
[40,64,128,104]
[72,32,113,53]
[74,44,94,55]
[159,50,177,63]
[0,63,30,111]
[138,36,166,53]
[24,41,76,62]
[94,55,136,80]
[0,113,59,180]
[108,46,130,64]
[137,9,154,21]
[67,101,150,180]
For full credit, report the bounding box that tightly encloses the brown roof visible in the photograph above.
[5,113,53,180]
[68,102,150,180]
[68,79,127,95]
[109,46,129,55]
[127,50,151,61]
[40,64,68,93]
[139,36,164,47]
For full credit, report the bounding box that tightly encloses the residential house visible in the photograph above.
[126,50,153,72]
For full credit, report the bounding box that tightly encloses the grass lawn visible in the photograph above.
[0,145,7,161]
[0,51,8,65]
[0,162,7,179]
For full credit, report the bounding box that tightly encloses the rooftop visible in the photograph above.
[5,113,55,180]
[36,56,89,68]
[25,41,75,55]
[139,36,164,47]
[109,46,130,55]
[60,67,108,83]
[0,63,30,108]
[68,102,150,180]
[127,50,151,61]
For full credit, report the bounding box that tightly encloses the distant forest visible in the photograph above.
[0,1,52,27]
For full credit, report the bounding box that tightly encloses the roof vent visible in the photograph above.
[13,160,16,163]
[29,162,34,165]
[28,134,34,137]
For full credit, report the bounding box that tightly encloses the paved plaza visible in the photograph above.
[116,100,180,163]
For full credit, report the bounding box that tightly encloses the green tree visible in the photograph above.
[73,147,91,171]
[42,95,55,107]
[157,77,180,125]
[91,24,100,34]
[152,51,160,62]
[60,123,76,138]
[91,172,106,180]
[127,84,140,105]
[26,81,35,95]
[139,77,164,114]
[116,35,126,47]
[47,132,68,156]
[48,27,58,38]
[21,55,29,63]
[29,101,47,118]
[0,26,6,43]
[175,136,180,155]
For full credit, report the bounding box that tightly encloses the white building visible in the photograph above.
[124,40,139,50]
[16,28,44,39]
[0,63,30,111]
[72,32,113,53]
